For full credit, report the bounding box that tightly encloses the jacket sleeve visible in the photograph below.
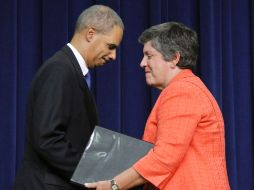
[133,81,203,187]
[29,62,82,179]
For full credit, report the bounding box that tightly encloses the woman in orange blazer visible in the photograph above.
[85,22,230,190]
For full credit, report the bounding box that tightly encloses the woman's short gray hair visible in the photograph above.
[75,5,124,34]
[138,22,198,69]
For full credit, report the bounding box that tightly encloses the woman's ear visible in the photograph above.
[169,51,180,68]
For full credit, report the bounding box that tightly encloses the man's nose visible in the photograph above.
[108,50,116,60]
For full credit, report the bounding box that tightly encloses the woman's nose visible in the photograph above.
[140,57,147,68]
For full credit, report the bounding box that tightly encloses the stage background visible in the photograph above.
[0,0,253,189]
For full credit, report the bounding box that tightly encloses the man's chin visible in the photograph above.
[100,60,108,66]
[93,59,109,67]
[98,62,106,66]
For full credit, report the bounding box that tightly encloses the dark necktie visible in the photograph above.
[84,72,91,89]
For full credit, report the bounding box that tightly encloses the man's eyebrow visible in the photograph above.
[107,43,117,50]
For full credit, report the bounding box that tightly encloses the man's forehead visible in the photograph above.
[105,26,123,44]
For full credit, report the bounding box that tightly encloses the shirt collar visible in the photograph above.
[172,69,193,81]
[168,69,194,86]
[67,43,88,76]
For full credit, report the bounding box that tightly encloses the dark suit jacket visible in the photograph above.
[13,45,99,190]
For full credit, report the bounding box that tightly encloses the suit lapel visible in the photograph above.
[61,45,99,128]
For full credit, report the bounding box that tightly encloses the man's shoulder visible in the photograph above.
[45,46,72,64]
[40,47,75,72]
[32,52,74,85]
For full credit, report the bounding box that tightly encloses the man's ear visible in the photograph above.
[85,27,96,42]
[169,51,180,68]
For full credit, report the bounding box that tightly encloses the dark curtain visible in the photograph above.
[0,0,253,189]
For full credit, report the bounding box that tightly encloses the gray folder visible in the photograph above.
[71,126,153,185]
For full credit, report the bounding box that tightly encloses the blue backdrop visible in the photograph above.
[0,0,253,190]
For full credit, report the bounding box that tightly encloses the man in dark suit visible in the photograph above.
[13,5,124,190]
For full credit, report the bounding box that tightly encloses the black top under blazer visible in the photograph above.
[13,45,99,190]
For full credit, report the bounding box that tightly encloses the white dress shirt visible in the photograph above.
[67,43,89,76]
